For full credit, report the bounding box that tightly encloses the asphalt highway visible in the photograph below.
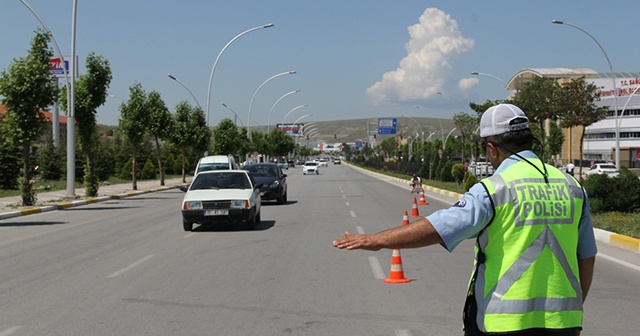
[0,163,637,335]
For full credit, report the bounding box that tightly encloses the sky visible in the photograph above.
[2,1,640,128]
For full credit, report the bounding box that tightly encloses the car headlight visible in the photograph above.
[270,181,280,188]
[184,200,202,210]
[230,200,249,209]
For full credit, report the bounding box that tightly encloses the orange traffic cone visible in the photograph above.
[402,210,409,226]
[384,249,411,283]
[418,190,429,205]
[410,197,420,218]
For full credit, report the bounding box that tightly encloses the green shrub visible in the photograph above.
[140,159,157,180]
[382,166,389,172]
[582,167,640,213]
[464,173,478,191]
[452,163,465,185]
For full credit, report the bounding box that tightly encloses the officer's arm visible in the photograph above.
[333,217,443,251]
[578,256,595,302]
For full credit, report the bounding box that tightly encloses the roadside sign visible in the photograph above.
[49,56,77,78]
[377,118,397,134]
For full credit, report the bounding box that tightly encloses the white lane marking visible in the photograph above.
[356,226,365,234]
[349,210,356,218]
[395,329,413,336]
[0,326,23,336]
[345,201,350,206]
[368,256,386,280]
[598,253,640,272]
[107,254,155,278]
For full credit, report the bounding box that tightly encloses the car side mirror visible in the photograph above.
[178,185,189,192]
[282,174,287,178]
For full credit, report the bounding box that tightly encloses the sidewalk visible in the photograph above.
[0,177,190,220]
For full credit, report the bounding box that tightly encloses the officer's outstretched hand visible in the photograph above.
[333,232,380,251]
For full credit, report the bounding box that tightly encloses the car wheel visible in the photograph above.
[283,191,287,203]
[277,192,284,204]
[247,211,258,230]
[183,219,193,232]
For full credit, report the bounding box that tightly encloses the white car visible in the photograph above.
[586,163,619,177]
[318,158,328,167]
[303,161,320,175]
[180,170,262,231]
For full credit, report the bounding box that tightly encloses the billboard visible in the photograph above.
[377,118,397,134]
[49,56,77,78]
[276,123,303,136]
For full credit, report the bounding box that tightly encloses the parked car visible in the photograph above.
[586,163,619,177]
[243,163,288,204]
[193,155,238,175]
[180,170,261,231]
[303,161,320,175]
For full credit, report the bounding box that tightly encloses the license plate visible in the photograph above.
[205,209,228,216]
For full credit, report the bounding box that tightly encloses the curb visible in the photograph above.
[0,184,187,221]
[346,162,640,254]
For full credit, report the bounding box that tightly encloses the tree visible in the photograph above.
[547,120,564,164]
[512,77,562,151]
[169,101,210,182]
[0,29,58,205]
[0,126,21,189]
[212,118,240,155]
[558,77,608,179]
[146,90,173,186]
[119,82,149,190]
[268,128,295,158]
[61,53,112,196]
[452,112,478,163]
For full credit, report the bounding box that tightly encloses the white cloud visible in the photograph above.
[366,8,474,105]
[458,77,479,91]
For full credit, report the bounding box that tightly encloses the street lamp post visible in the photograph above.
[247,71,296,139]
[437,91,467,112]
[415,106,444,144]
[444,127,458,150]
[292,114,313,126]
[168,73,201,109]
[267,90,300,133]
[282,104,308,125]
[400,114,424,144]
[206,23,274,126]
[552,20,621,168]
[221,103,244,127]
[470,72,507,86]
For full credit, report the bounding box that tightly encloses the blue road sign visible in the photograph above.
[377,118,397,135]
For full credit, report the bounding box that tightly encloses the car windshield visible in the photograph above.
[600,164,616,169]
[245,165,279,177]
[197,162,230,174]
[190,173,250,190]
[305,162,318,166]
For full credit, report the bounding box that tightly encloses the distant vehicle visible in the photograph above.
[318,158,328,167]
[194,155,238,175]
[303,161,320,175]
[586,163,619,177]
[333,158,341,165]
[276,161,289,170]
[287,160,295,168]
[243,163,288,204]
[180,170,261,231]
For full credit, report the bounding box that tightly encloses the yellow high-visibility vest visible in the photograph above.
[472,158,585,332]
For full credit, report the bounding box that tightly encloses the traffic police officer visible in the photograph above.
[333,103,597,335]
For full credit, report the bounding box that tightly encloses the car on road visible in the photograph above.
[180,170,262,231]
[333,158,341,165]
[193,155,238,175]
[243,163,288,204]
[303,161,320,175]
[318,158,329,167]
[586,163,619,177]
[276,161,289,170]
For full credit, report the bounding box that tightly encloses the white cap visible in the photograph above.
[478,104,529,138]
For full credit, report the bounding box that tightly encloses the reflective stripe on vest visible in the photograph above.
[474,159,584,332]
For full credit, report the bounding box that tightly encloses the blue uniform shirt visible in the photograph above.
[428,150,597,258]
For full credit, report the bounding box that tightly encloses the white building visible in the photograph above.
[507,68,640,168]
